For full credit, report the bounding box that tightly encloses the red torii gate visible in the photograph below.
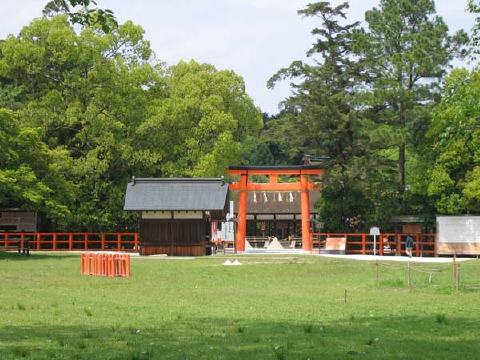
[228,165,325,252]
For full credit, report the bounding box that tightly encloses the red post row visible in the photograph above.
[80,252,130,277]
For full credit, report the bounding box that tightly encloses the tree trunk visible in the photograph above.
[399,103,406,191]
[399,143,406,191]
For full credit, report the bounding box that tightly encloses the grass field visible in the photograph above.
[1,252,480,359]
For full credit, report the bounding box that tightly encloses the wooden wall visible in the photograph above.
[139,219,205,256]
[437,243,480,256]
[0,211,37,232]
[140,245,204,256]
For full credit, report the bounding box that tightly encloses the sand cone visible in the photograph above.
[267,237,284,250]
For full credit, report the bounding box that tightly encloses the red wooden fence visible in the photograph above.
[311,233,436,257]
[0,233,139,252]
[1,232,436,256]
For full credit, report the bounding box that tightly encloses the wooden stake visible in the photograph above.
[453,254,457,291]
[407,261,412,288]
[456,263,460,293]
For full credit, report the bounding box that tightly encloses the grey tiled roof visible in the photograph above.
[124,178,228,211]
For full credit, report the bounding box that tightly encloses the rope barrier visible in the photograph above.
[376,261,444,273]
[410,267,443,274]
[374,260,476,288]
[377,262,407,270]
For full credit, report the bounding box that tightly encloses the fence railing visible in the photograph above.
[1,232,436,256]
[0,233,139,252]
[311,233,436,257]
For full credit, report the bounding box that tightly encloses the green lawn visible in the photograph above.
[1,252,480,359]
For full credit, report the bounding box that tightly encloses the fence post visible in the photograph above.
[134,233,139,252]
[117,233,121,251]
[453,255,459,293]
[452,254,456,284]
[101,233,105,251]
[80,253,84,275]
[84,233,88,250]
[68,233,73,251]
[407,261,412,288]
[415,234,420,257]
[53,233,57,251]
[362,233,366,255]
[396,234,401,256]
[36,233,41,250]
[456,263,461,293]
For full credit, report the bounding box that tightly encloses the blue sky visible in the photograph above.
[1,1,476,114]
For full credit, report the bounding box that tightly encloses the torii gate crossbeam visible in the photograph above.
[228,165,325,252]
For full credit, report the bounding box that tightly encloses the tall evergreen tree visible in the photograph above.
[358,0,468,193]
[268,2,373,231]
[268,2,362,171]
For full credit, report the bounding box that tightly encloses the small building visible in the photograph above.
[124,178,228,256]
[390,215,428,234]
[0,209,37,232]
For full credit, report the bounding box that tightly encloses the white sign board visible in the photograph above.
[437,216,480,244]
[369,227,380,236]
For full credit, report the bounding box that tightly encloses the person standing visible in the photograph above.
[405,235,414,257]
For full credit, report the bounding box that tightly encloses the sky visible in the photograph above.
[0,0,476,114]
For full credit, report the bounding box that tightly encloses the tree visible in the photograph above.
[0,16,160,230]
[468,0,480,54]
[425,68,480,214]
[268,2,362,170]
[267,2,373,231]
[43,0,117,33]
[138,60,263,178]
[358,0,468,192]
[0,108,74,227]
[0,12,263,231]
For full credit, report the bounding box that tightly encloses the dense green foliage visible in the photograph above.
[0,109,73,224]
[0,0,479,231]
[425,69,480,214]
[0,12,261,230]
[265,0,476,231]
[1,254,480,359]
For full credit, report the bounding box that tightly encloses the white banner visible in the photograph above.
[437,216,480,244]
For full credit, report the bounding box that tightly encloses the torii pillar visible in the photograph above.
[236,173,248,252]
[228,166,325,253]
[300,174,312,251]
